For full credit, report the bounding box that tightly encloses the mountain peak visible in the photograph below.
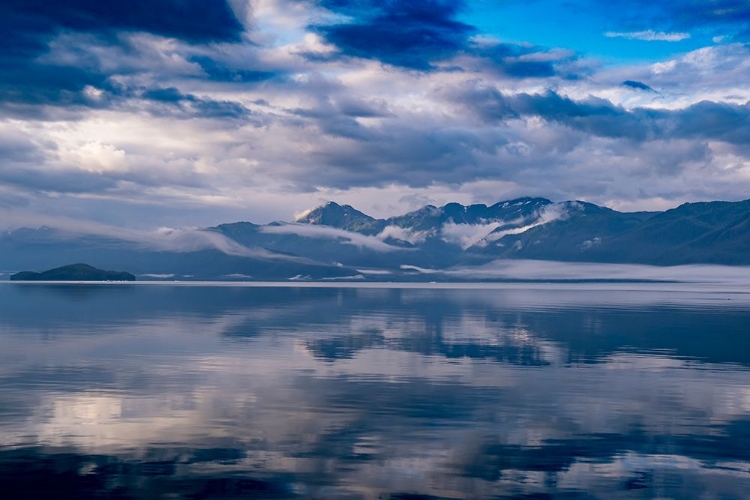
[295,202,385,235]
[296,201,363,222]
[489,197,552,208]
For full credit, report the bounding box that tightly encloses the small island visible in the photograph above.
[10,263,136,282]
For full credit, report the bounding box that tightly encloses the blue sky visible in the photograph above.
[462,1,711,63]
[1,0,750,228]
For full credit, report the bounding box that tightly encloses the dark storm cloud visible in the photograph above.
[288,104,370,141]
[439,84,518,122]
[336,98,391,118]
[287,96,392,140]
[0,0,243,46]
[187,56,280,83]
[0,168,120,195]
[313,0,582,77]
[0,57,115,108]
[502,60,556,78]
[471,42,574,79]
[142,88,186,103]
[513,92,655,141]
[0,0,244,110]
[142,87,253,120]
[548,97,750,145]
[270,77,750,192]
[673,100,750,144]
[306,124,507,188]
[447,84,750,145]
[0,160,214,198]
[313,0,474,70]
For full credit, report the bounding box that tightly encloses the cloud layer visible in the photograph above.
[1,0,750,227]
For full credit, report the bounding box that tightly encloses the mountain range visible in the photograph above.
[2,197,750,281]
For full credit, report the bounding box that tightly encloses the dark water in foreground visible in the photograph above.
[1,283,750,499]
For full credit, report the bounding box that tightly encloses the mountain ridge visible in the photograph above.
[2,197,750,280]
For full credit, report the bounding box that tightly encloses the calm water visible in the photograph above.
[1,283,750,499]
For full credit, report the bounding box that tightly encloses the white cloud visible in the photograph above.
[444,260,750,287]
[260,223,407,252]
[58,141,128,173]
[604,30,691,42]
[293,207,314,221]
[440,221,504,249]
[483,203,573,245]
[399,264,439,274]
[0,213,308,261]
[377,225,432,245]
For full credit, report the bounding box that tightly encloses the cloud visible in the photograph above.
[0,166,121,195]
[0,211,316,262]
[599,0,750,43]
[445,84,653,141]
[483,203,573,245]
[186,55,280,83]
[463,38,583,79]
[2,1,750,227]
[670,101,750,146]
[440,221,503,249]
[146,227,269,256]
[0,125,46,165]
[444,260,750,286]
[448,83,750,146]
[663,0,750,29]
[377,225,432,245]
[0,58,114,110]
[0,189,31,210]
[598,44,750,106]
[313,0,474,70]
[512,91,652,141]
[0,1,248,112]
[621,80,655,92]
[260,223,408,252]
[604,30,690,42]
[0,0,244,44]
[399,264,440,274]
[141,87,253,120]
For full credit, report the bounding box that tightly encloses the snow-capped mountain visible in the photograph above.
[3,197,750,280]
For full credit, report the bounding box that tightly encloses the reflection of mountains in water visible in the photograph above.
[303,327,552,367]
[3,285,750,499]
[3,285,750,368]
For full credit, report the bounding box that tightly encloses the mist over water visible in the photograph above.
[1,283,750,498]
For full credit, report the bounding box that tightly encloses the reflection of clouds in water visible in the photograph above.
[9,347,746,450]
[1,285,750,497]
[33,393,206,450]
[558,452,750,498]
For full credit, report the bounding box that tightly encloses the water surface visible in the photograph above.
[1,283,749,498]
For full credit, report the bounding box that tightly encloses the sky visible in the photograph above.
[1,0,750,228]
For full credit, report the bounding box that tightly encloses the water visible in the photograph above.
[1,282,749,499]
